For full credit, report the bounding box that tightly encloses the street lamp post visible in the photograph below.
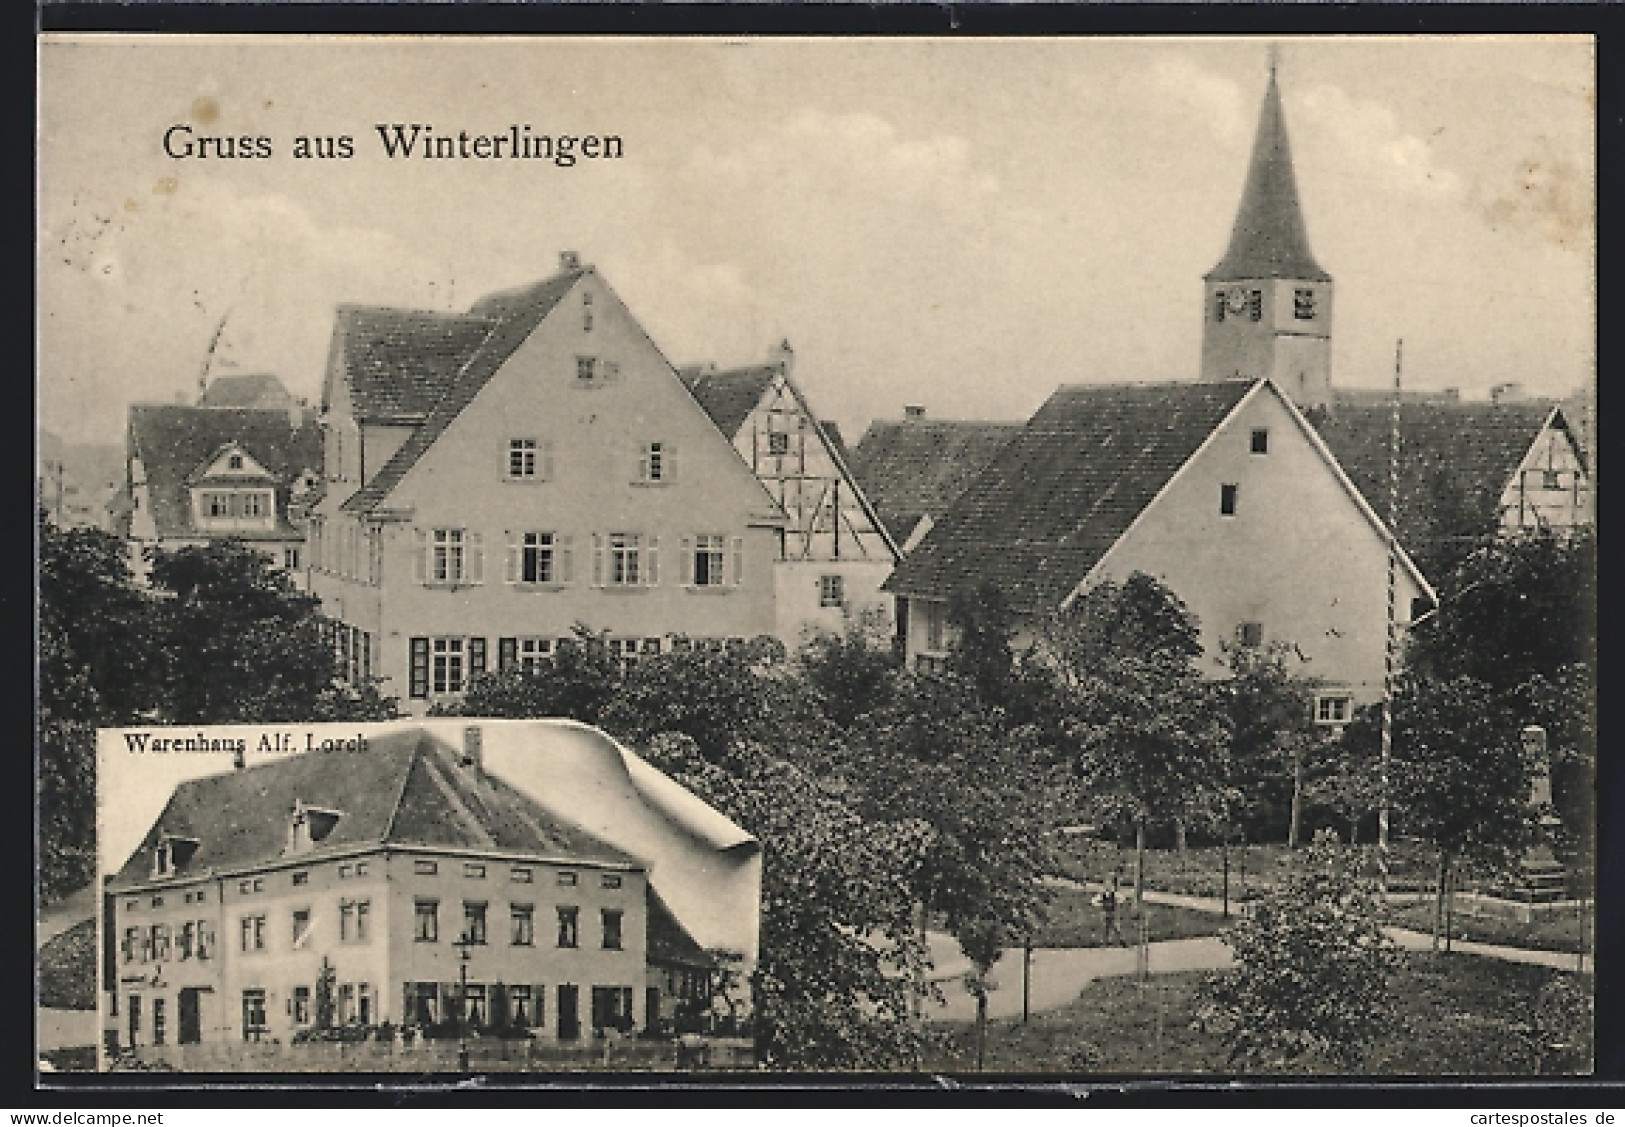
[453,932,474,1074]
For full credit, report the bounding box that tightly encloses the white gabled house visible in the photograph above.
[884,377,1435,723]
[307,253,786,712]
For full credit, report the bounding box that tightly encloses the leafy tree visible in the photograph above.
[1407,528,1595,694]
[1223,643,1325,846]
[39,520,153,899]
[601,636,829,766]
[1344,673,1535,946]
[39,516,156,720]
[146,541,398,723]
[641,733,933,1070]
[442,625,623,724]
[796,609,901,729]
[1038,572,1204,679]
[853,671,1064,944]
[1194,830,1398,1071]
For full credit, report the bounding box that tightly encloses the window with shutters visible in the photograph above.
[431,637,466,695]
[508,438,538,479]
[410,637,430,698]
[508,532,572,586]
[692,534,726,587]
[432,529,465,583]
[612,534,641,584]
[499,636,554,674]
[637,441,673,485]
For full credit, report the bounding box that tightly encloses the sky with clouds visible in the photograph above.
[39,36,1594,447]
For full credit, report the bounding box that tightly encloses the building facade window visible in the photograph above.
[1250,428,1269,455]
[508,531,570,585]
[414,860,438,876]
[639,441,669,483]
[819,574,845,608]
[240,915,266,953]
[601,908,623,950]
[1236,622,1264,648]
[510,985,535,1026]
[557,906,579,948]
[601,874,622,890]
[292,908,312,948]
[610,534,643,585]
[432,529,465,584]
[1220,483,1239,516]
[577,356,597,381]
[590,986,634,1034]
[464,862,486,879]
[767,430,791,457]
[463,901,488,945]
[339,899,371,943]
[557,871,577,887]
[293,986,311,1026]
[1315,694,1352,725]
[1294,288,1317,320]
[508,438,538,479]
[511,903,535,946]
[414,899,439,942]
[432,637,466,695]
[692,535,726,587]
[242,990,268,1041]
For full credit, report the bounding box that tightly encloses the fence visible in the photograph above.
[119,1036,756,1073]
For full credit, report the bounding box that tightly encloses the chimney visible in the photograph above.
[772,338,794,377]
[904,405,926,420]
[1491,382,1526,405]
[462,725,484,772]
[559,250,582,273]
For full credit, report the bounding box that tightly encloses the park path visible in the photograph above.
[923,933,1232,1024]
[1045,875,1593,975]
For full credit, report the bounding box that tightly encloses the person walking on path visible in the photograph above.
[1100,877,1127,947]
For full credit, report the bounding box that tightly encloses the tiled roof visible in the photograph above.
[882,382,1255,612]
[330,307,497,423]
[682,363,780,440]
[128,406,322,541]
[342,269,584,513]
[197,372,296,410]
[846,419,1022,545]
[1207,72,1330,283]
[1312,399,1565,578]
[646,886,715,970]
[109,728,635,890]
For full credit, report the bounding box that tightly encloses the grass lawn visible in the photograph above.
[922,952,1591,1075]
[1032,886,1228,948]
[1383,897,1593,956]
[40,919,96,1011]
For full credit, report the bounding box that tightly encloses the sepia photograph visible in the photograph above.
[38,34,1596,1080]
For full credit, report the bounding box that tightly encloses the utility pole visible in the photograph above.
[1379,339,1402,897]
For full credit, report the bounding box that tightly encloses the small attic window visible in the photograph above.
[228,453,244,470]
[286,802,343,855]
[583,292,594,333]
[152,835,199,879]
[1250,429,1269,455]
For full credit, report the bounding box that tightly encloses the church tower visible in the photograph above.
[1199,58,1334,409]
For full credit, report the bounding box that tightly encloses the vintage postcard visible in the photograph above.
[39,35,1596,1080]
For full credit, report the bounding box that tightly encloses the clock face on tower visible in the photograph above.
[1225,286,1250,316]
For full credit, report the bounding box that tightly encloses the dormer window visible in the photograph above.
[286,801,342,855]
[152,835,199,879]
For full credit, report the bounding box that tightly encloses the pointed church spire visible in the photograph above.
[1206,59,1329,283]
